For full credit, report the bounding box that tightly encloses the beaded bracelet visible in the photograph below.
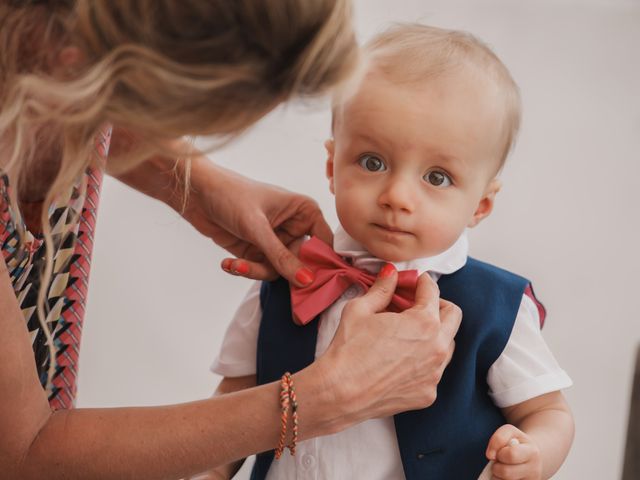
[285,372,299,455]
[274,372,298,458]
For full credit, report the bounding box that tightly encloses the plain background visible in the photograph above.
[76,0,640,478]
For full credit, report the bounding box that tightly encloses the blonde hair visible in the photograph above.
[0,0,359,390]
[335,23,521,168]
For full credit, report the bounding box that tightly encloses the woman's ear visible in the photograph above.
[325,138,336,194]
[468,178,502,228]
[53,46,86,80]
[58,46,83,67]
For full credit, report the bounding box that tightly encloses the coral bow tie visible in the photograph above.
[290,237,419,325]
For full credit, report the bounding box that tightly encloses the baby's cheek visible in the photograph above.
[417,216,463,253]
[335,196,363,237]
[335,175,359,196]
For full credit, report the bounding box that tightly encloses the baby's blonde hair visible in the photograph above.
[0,0,359,391]
[336,23,521,168]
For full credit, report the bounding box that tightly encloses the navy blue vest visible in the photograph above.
[251,257,530,480]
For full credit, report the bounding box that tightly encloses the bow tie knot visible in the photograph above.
[290,237,419,325]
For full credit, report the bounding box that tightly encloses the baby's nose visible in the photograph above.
[378,177,416,213]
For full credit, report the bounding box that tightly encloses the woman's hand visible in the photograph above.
[184,159,333,287]
[110,132,332,287]
[308,265,462,429]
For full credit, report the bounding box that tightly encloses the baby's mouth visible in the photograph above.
[372,223,412,235]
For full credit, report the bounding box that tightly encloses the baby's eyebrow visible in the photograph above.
[429,152,460,166]
[426,153,470,178]
[351,131,393,152]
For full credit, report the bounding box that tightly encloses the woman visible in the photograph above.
[0,1,461,478]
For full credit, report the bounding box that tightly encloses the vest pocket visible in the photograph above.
[416,447,445,459]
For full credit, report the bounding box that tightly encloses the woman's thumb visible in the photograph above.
[359,263,398,313]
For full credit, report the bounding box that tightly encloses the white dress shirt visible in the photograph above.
[211,228,572,480]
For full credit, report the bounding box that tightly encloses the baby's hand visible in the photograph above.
[486,424,542,480]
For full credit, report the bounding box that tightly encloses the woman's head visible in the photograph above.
[0,0,359,390]
[1,0,359,170]
[71,0,359,138]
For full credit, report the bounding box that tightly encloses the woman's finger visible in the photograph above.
[225,210,308,285]
[222,235,310,282]
[438,299,462,345]
[350,263,398,314]
[308,213,334,246]
[220,258,278,281]
[410,272,440,316]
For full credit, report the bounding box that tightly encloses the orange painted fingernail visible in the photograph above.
[233,262,249,275]
[378,263,396,279]
[295,267,314,286]
[221,259,233,271]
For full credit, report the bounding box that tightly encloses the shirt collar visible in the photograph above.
[332,225,468,276]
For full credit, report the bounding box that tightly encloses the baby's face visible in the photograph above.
[327,68,505,262]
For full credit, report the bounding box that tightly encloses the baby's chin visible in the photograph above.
[344,225,454,262]
[362,241,443,263]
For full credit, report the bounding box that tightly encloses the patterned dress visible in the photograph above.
[0,128,111,410]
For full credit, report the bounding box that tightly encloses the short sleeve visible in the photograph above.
[210,281,262,377]
[487,294,572,407]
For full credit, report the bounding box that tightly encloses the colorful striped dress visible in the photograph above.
[0,128,111,410]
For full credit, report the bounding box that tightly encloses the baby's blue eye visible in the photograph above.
[358,154,386,172]
[424,170,452,187]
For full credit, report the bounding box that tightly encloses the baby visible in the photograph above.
[204,24,574,480]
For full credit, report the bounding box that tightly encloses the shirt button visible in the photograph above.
[343,285,359,299]
[301,453,316,469]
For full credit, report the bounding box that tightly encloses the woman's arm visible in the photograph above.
[0,252,327,480]
[1,261,460,479]
[109,128,332,287]
[187,376,258,480]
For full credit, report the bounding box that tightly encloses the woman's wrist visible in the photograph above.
[293,356,356,440]
[110,148,185,210]
[149,142,220,215]
[109,131,216,214]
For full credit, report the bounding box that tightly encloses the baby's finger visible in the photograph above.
[491,459,531,479]
[496,442,536,465]
[486,424,522,460]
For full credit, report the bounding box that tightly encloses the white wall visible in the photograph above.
[77,1,640,478]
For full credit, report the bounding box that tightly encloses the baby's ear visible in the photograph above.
[325,138,336,194]
[468,178,501,228]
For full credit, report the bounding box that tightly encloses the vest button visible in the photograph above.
[416,453,426,460]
